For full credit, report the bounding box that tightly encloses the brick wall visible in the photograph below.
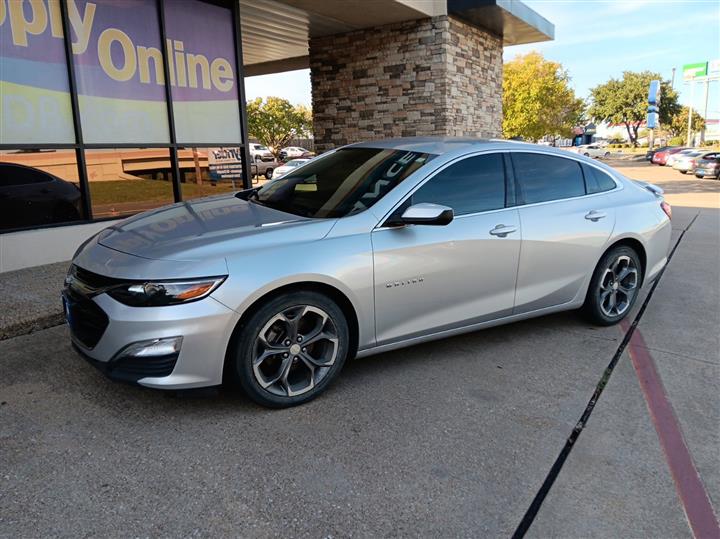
[309,16,503,153]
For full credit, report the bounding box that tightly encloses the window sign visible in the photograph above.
[164,0,242,143]
[207,147,243,186]
[71,0,170,143]
[0,0,76,144]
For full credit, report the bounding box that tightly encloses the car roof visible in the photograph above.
[346,136,568,156]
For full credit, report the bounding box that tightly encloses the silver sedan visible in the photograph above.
[64,138,672,408]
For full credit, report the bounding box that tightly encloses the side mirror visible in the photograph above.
[387,203,454,227]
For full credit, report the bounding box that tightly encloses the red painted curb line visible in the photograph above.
[622,320,720,539]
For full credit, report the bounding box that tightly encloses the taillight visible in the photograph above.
[661,201,672,220]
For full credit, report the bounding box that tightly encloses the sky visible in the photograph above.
[245,0,720,118]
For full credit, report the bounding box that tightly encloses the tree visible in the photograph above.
[588,71,680,147]
[668,106,705,139]
[246,97,312,158]
[503,52,585,141]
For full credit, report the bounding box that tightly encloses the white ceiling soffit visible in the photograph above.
[240,0,444,76]
[239,0,554,75]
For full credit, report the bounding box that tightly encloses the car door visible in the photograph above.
[371,152,521,346]
[510,152,616,314]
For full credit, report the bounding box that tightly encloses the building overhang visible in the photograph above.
[241,0,553,76]
[447,0,554,45]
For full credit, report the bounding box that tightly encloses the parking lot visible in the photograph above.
[1,162,718,537]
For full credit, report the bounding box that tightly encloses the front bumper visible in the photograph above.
[64,289,238,389]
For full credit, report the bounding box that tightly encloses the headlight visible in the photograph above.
[107,277,226,307]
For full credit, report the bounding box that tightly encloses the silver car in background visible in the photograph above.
[64,138,672,408]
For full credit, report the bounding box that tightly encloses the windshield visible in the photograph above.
[250,147,434,218]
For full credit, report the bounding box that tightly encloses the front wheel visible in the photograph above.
[604,152,611,158]
[680,170,687,174]
[228,291,349,408]
[264,168,273,179]
[581,246,643,326]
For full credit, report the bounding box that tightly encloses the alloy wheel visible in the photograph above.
[598,255,639,317]
[252,305,339,397]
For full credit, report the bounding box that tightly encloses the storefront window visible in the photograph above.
[164,0,242,144]
[71,0,170,144]
[0,149,83,230]
[85,148,174,218]
[0,0,248,234]
[178,147,240,201]
[0,0,76,143]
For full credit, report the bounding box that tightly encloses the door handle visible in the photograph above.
[489,224,517,237]
[585,210,607,222]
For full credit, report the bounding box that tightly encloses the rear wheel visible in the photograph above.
[264,168,273,179]
[228,291,349,408]
[680,170,687,174]
[582,246,643,325]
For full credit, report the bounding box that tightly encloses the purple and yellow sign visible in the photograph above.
[1,0,242,145]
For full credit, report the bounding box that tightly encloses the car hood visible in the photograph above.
[97,194,336,262]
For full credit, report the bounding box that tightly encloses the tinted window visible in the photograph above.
[0,163,53,186]
[513,153,585,204]
[411,154,506,215]
[251,148,433,218]
[582,164,617,194]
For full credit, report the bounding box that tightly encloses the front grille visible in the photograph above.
[71,265,126,292]
[111,354,178,379]
[64,289,109,349]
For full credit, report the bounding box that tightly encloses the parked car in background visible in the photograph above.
[693,152,720,179]
[273,158,311,179]
[646,146,670,161]
[652,147,687,166]
[65,138,672,408]
[249,143,274,162]
[569,144,611,159]
[665,149,695,167]
[250,159,277,180]
[671,151,704,174]
[279,146,310,161]
[0,162,82,230]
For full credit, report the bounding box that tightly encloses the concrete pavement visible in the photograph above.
[0,164,718,537]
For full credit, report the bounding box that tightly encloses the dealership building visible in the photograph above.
[0,0,552,272]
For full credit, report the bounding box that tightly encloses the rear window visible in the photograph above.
[582,164,617,194]
[512,153,585,204]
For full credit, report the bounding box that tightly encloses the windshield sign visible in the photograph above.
[250,148,434,218]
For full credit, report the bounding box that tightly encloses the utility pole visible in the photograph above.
[686,79,695,147]
[671,67,676,89]
[701,78,710,144]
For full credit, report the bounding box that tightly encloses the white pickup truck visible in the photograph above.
[249,143,278,179]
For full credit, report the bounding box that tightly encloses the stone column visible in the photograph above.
[309,15,502,153]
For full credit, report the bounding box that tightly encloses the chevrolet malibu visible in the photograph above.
[64,138,672,408]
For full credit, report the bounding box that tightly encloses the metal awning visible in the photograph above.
[240,0,553,76]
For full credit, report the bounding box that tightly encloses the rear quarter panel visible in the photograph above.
[604,180,671,284]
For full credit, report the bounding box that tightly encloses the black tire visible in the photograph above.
[696,174,703,179]
[581,245,643,326]
[264,168,273,179]
[584,152,590,157]
[680,170,687,174]
[228,291,349,408]
[604,152,611,158]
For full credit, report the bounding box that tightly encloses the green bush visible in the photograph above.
[669,136,684,146]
